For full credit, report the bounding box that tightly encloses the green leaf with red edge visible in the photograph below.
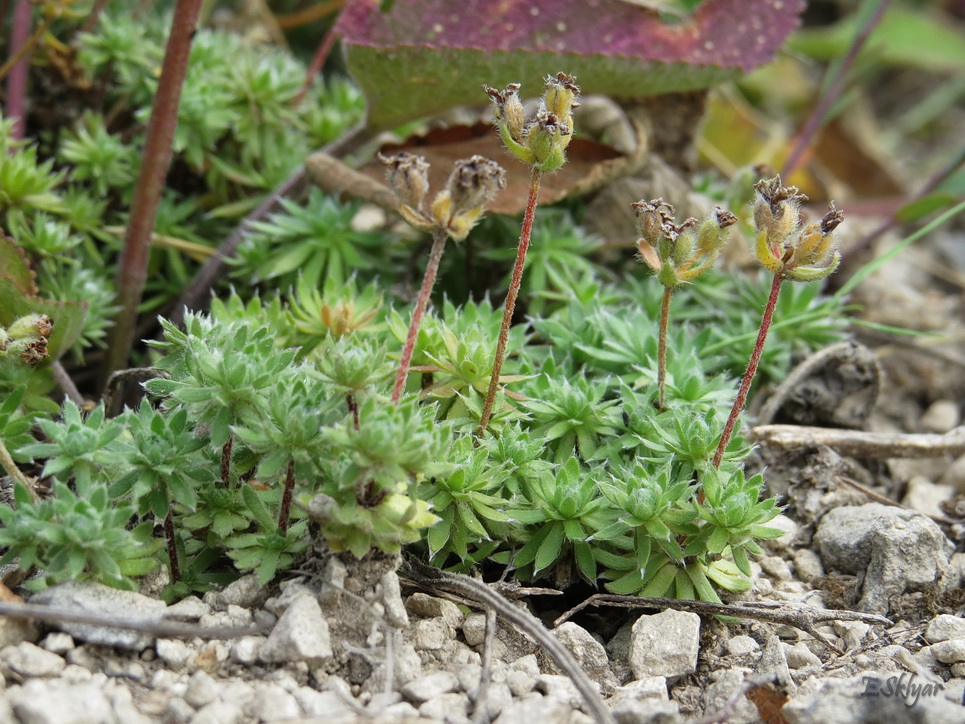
[336,0,805,130]
[0,233,38,293]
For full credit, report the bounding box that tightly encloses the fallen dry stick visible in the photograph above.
[0,600,268,640]
[750,424,965,459]
[554,594,892,653]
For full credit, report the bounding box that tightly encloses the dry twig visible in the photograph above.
[750,424,965,459]
[554,594,892,654]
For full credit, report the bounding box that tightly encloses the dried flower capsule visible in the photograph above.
[379,152,430,212]
[633,202,732,288]
[752,176,842,282]
[484,73,580,173]
[1,313,53,366]
[431,155,507,241]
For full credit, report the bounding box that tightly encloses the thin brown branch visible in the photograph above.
[0,600,266,639]
[750,424,965,459]
[105,0,203,379]
[554,593,892,653]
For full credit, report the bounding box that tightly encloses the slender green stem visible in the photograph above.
[477,167,542,437]
[0,438,36,502]
[713,273,783,469]
[278,458,296,533]
[392,229,449,404]
[657,286,672,410]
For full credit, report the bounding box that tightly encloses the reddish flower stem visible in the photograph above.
[164,511,181,582]
[346,393,360,429]
[712,273,783,469]
[220,435,233,488]
[477,167,542,437]
[104,0,202,380]
[391,229,448,404]
[278,458,296,533]
[781,0,890,178]
[657,287,672,410]
[3,1,33,142]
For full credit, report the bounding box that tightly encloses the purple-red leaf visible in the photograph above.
[337,0,805,129]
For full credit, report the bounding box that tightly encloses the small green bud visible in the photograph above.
[526,110,568,172]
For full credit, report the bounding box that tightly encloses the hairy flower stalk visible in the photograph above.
[383,153,505,404]
[712,177,843,469]
[478,72,580,436]
[634,201,734,409]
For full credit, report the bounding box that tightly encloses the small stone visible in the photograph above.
[402,670,459,703]
[190,700,244,724]
[229,635,263,664]
[260,592,331,664]
[951,664,965,678]
[629,609,700,680]
[2,641,66,677]
[184,670,220,708]
[759,556,793,581]
[940,453,965,493]
[218,574,267,609]
[926,615,965,643]
[156,638,193,671]
[193,641,228,671]
[494,693,583,724]
[551,622,618,689]
[108,681,154,724]
[462,612,488,646]
[292,687,355,718]
[40,632,74,655]
[793,549,824,583]
[509,653,541,677]
[406,592,465,629]
[537,673,599,708]
[505,669,537,698]
[163,596,210,621]
[760,513,799,552]
[784,642,822,669]
[419,691,470,722]
[702,668,758,722]
[411,618,448,651]
[380,570,409,629]
[902,476,954,519]
[383,701,421,718]
[921,400,960,433]
[725,635,760,657]
[0,616,38,649]
[244,682,301,722]
[166,697,195,724]
[928,639,965,664]
[29,581,166,650]
[610,698,681,724]
[814,503,951,615]
[757,635,792,690]
[8,679,114,724]
[609,676,671,708]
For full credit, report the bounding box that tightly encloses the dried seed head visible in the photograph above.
[753,175,807,247]
[632,198,675,245]
[445,155,506,217]
[484,82,526,142]
[379,152,430,212]
[543,72,580,124]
